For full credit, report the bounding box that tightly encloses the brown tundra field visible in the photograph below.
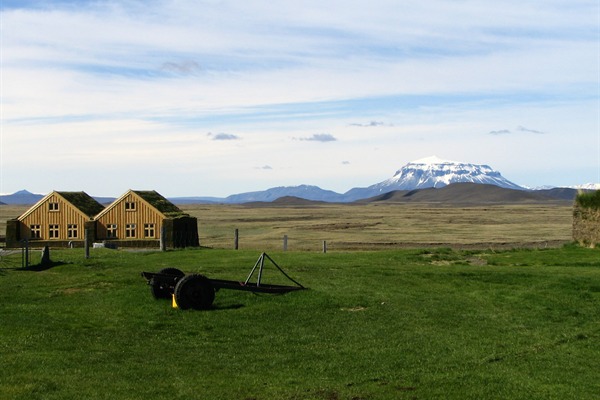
[0,202,574,251]
[180,202,574,251]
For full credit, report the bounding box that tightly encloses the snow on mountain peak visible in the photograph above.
[382,156,523,192]
[572,183,600,190]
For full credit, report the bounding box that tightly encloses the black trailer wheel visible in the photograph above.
[174,274,215,310]
[150,268,185,299]
[159,267,185,277]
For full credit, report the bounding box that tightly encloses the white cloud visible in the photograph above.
[488,126,547,135]
[1,0,598,196]
[489,129,512,135]
[297,133,337,142]
[516,126,545,134]
[209,132,240,141]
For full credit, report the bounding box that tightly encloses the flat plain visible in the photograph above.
[178,202,575,251]
[1,202,575,250]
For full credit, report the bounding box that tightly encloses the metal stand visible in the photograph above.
[244,252,304,288]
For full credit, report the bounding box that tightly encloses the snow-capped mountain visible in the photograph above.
[386,156,523,190]
[343,156,523,201]
[526,183,600,191]
[210,156,525,203]
[571,183,600,190]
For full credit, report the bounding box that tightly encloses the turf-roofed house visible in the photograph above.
[6,190,199,249]
[6,191,104,248]
[94,190,199,249]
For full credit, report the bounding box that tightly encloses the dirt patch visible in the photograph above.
[431,260,453,266]
[467,257,488,266]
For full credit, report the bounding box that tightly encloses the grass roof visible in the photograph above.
[133,190,187,218]
[575,190,600,210]
[58,191,105,217]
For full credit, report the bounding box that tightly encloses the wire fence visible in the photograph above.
[0,247,28,270]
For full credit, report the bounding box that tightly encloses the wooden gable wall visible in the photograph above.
[95,191,166,240]
[18,192,90,241]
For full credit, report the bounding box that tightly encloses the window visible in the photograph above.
[49,224,59,239]
[107,224,118,238]
[30,225,41,239]
[125,223,136,238]
[144,223,155,238]
[67,224,78,239]
[48,202,59,211]
[125,202,136,211]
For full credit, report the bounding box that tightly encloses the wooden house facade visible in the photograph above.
[6,191,104,248]
[94,190,199,248]
[6,189,199,249]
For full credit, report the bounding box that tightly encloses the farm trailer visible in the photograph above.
[141,252,306,310]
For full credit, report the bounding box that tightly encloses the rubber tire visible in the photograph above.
[150,268,185,299]
[174,274,215,310]
[159,267,185,277]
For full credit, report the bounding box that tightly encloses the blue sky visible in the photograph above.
[1,0,598,197]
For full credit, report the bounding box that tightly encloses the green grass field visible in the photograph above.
[1,245,599,399]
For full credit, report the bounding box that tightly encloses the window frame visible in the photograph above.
[125,223,136,238]
[67,224,78,239]
[30,224,41,239]
[106,224,118,239]
[144,223,156,238]
[49,224,60,239]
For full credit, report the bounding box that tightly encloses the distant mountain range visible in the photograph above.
[0,190,115,206]
[1,157,597,205]
[171,156,530,204]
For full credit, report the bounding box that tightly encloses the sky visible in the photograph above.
[1,0,599,197]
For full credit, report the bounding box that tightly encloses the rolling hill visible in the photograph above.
[359,183,576,204]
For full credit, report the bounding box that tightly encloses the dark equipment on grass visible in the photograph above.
[141,252,305,310]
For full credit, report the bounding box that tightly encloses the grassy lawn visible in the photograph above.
[1,245,599,399]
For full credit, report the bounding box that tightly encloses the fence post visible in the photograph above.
[283,235,288,251]
[160,225,166,251]
[22,239,29,268]
[323,240,327,253]
[234,229,239,250]
[85,229,90,259]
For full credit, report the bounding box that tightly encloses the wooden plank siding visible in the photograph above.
[7,189,198,249]
[18,192,93,241]
[95,191,166,240]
